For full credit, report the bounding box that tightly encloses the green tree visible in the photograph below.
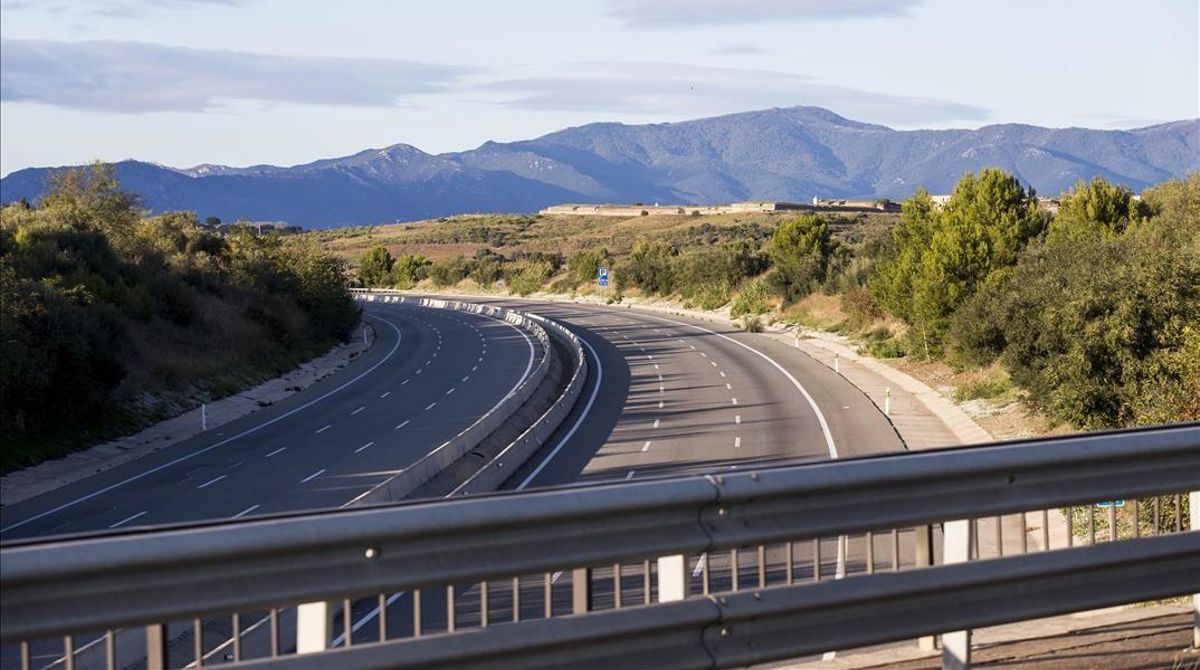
[619,240,676,294]
[1047,177,1143,245]
[357,244,395,287]
[769,214,833,302]
[392,254,431,289]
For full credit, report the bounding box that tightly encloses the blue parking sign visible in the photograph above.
[598,267,609,287]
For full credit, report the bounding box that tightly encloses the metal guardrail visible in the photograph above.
[2,424,1198,669]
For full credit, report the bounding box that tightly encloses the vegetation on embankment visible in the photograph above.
[0,165,361,472]
[329,170,1199,432]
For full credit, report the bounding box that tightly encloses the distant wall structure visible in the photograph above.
[539,199,898,217]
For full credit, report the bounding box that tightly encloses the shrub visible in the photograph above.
[730,278,770,317]
[953,375,1013,402]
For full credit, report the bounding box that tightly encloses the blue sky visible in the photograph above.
[1,0,1196,176]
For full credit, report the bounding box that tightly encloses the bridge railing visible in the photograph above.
[2,424,1197,669]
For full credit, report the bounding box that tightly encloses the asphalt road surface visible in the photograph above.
[0,300,541,541]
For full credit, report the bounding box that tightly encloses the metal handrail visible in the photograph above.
[3,423,1197,644]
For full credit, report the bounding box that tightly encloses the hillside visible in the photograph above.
[3,107,1196,228]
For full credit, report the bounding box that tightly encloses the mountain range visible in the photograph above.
[2,107,1196,228]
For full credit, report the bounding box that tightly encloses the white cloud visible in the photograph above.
[480,62,988,127]
[604,0,924,28]
[0,39,473,113]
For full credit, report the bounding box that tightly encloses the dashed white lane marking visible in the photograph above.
[735,437,742,448]
[395,419,410,430]
[726,383,733,390]
[355,441,375,454]
[416,369,423,375]
[351,406,365,416]
[233,504,260,518]
[719,371,726,378]
[425,402,437,410]
[300,469,325,483]
[379,391,391,399]
[462,375,470,382]
[653,418,660,428]
[710,361,718,367]
[109,511,147,529]
[659,385,665,393]
[654,364,660,370]
[198,475,226,489]
[641,440,652,452]
[658,374,664,381]
[731,398,738,405]
[402,379,410,385]
[472,365,478,372]
[658,400,664,409]
[625,470,636,480]
[689,345,697,350]
[735,415,742,424]
[446,387,456,396]
[265,446,287,458]
[315,424,332,434]
[700,352,708,358]
[677,339,686,344]
[478,356,484,362]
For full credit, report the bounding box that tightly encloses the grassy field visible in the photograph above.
[302,210,900,266]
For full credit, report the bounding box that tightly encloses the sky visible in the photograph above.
[1,0,1197,176]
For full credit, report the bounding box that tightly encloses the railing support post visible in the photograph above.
[145,623,168,670]
[915,524,938,652]
[942,519,973,670]
[296,601,332,654]
[657,555,687,602]
[572,568,593,614]
[1191,491,1199,650]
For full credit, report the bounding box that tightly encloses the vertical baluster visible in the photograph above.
[1067,506,1074,547]
[1041,510,1050,550]
[413,589,423,637]
[1174,494,1182,532]
[891,530,900,571]
[701,553,711,596]
[1019,512,1028,554]
[730,548,740,591]
[973,519,981,559]
[613,563,623,609]
[193,618,204,666]
[544,573,553,618]
[866,532,875,574]
[1132,499,1141,538]
[481,581,490,628]
[786,542,795,584]
[270,608,280,656]
[232,613,242,661]
[447,586,457,632]
[63,636,75,670]
[342,599,352,647]
[378,595,388,642]
[1108,504,1117,542]
[995,515,1003,557]
[1154,497,1161,535]
[512,578,521,623]
[757,545,766,588]
[1089,505,1097,545]
[644,560,652,605]
[105,631,117,670]
[813,539,821,582]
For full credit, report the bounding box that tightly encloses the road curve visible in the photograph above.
[0,301,540,541]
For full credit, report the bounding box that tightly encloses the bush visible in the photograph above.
[840,288,884,329]
[730,278,770,317]
[953,375,1013,402]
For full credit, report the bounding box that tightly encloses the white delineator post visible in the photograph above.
[834,352,840,374]
[884,387,891,416]
[942,519,973,669]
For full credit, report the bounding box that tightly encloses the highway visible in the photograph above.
[2,294,906,668]
[0,300,541,541]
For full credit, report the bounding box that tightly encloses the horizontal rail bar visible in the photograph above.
[3,424,1198,642]
[230,532,1200,670]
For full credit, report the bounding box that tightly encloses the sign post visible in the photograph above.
[597,266,609,287]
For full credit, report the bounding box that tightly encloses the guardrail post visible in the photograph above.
[914,524,938,651]
[572,568,593,614]
[145,623,168,670]
[657,555,687,602]
[296,601,332,654]
[1192,491,1199,650]
[942,519,974,670]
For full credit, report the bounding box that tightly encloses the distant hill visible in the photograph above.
[3,107,1196,228]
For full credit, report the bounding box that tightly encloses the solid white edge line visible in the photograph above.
[1,311,405,535]
[232,504,260,518]
[108,511,147,529]
[517,336,602,488]
[300,469,325,483]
